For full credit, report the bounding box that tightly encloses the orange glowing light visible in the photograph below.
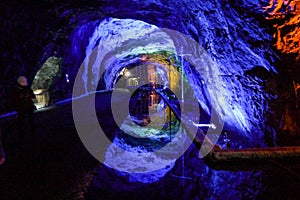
[263,0,300,60]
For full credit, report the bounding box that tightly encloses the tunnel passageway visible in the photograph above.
[0,89,300,199]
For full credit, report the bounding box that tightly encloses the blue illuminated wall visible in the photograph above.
[1,0,299,146]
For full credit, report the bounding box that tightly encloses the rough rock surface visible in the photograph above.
[1,1,299,145]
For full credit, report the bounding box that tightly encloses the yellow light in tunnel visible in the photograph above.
[124,71,131,77]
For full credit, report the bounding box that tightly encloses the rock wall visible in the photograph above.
[1,0,299,146]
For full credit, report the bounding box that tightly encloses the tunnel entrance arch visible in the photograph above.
[72,17,227,174]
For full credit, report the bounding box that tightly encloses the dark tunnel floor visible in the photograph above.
[0,103,99,200]
[0,91,299,200]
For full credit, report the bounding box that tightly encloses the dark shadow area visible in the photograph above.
[0,103,98,200]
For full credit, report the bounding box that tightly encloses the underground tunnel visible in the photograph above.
[0,0,300,199]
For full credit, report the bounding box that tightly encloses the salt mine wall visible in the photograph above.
[1,0,299,146]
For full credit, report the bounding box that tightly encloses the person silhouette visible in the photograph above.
[11,76,36,142]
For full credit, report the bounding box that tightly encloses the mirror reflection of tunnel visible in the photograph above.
[129,84,181,133]
[129,83,162,126]
[108,59,183,144]
[115,61,181,128]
